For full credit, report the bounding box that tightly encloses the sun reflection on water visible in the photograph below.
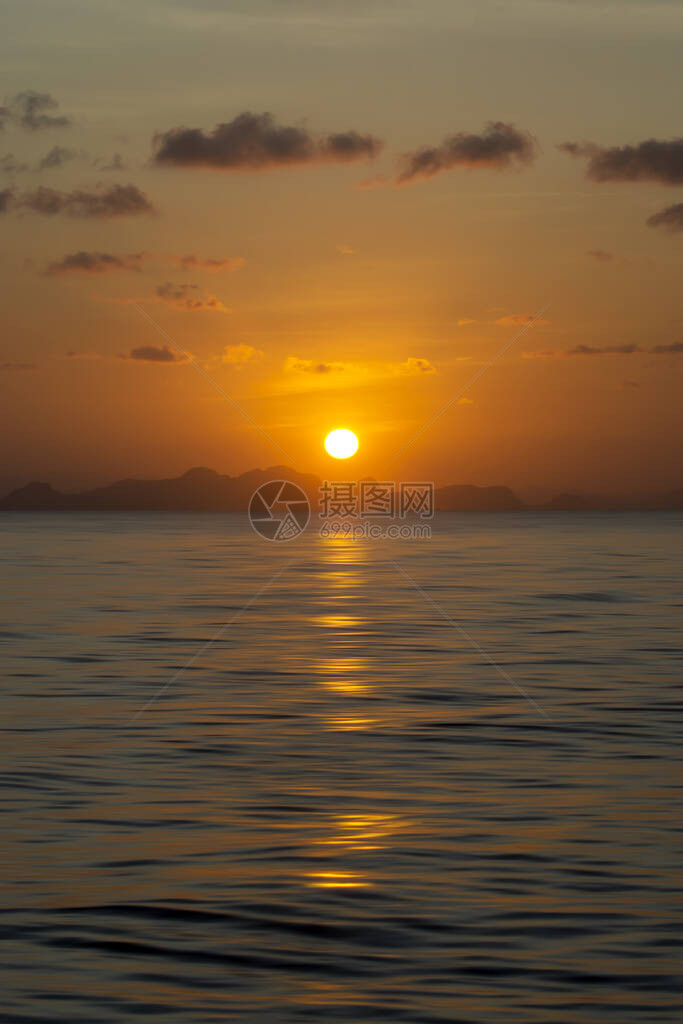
[326,716,378,731]
[302,536,402,888]
[306,871,370,889]
[304,813,404,889]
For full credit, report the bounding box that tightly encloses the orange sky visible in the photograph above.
[1,0,682,497]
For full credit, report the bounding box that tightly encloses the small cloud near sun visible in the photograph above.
[278,354,437,393]
[222,344,263,366]
[64,350,104,360]
[122,345,188,364]
[179,254,246,273]
[336,245,356,256]
[399,357,436,375]
[44,251,146,276]
[587,249,614,263]
[285,356,345,375]
[155,282,229,312]
[496,313,550,327]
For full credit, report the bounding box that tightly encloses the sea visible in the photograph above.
[1,512,682,1023]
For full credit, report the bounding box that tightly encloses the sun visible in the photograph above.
[324,428,359,459]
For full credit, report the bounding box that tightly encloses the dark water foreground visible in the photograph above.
[1,513,682,1023]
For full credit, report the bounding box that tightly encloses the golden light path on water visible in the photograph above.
[303,535,404,890]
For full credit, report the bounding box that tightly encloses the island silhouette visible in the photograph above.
[2,467,683,512]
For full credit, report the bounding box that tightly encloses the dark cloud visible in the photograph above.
[524,342,682,358]
[396,121,537,185]
[587,249,614,262]
[400,357,436,374]
[45,251,146,276]
[125,345,184,363]
[651,341,683,354]
[496,312,551,327]
[647,202,683,233]
[285,356,344,374]
[524,345,640,358]
[156,281,228,312]
[559,137,683,185]
[37,145,79,171]
[3,91,71,131]
[179,253,245,272]
[16,184,155,218]
[99,153,127,171]
[569,344,641,356]
[152,112,382,171]
[0,186,14,212]
[1,154,28,175]
[521,349,559,359]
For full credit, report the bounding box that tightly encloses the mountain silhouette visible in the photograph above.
[0,467,320,512]
[435,484,524,512]
[2,468,683,512]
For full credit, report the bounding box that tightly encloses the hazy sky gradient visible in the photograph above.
[2,0,682,495]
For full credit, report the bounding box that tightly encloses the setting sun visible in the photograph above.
[324,428,359,459]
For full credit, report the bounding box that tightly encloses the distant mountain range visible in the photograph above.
[1,467,683,512]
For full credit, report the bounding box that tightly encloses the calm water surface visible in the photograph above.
[1,513,682,1022]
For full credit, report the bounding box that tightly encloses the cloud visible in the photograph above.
[45,251,146,276]
[651,341,683,354]
[570,344,641,356]
[523,345,639,358]
[1,361,37,370]
[280,353,437,391]
[284,356,344,374]
[152,112,382,171]
[587,249,614,262]
[99,153,126,171]
[398,357,436,374]
[496,313,551,327]
[179,253,245,272]
[37,145,79,171]
[1,154,27,174]
[525,342,683,359]
[559,137,683,185]
[647,202,683,233]
[0,187,14,212]
[521,349,560,359]
[65,350,103,360]
[396,121,537,185]
[621,380,641,389]
[222,343,263,366]
[337,244,356,255]
[156,281,228,312]
[124,345,186,363]
[13,183,155,218]
[2,91,71,131]
[458,397,475,405]
[457,318,476,326]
